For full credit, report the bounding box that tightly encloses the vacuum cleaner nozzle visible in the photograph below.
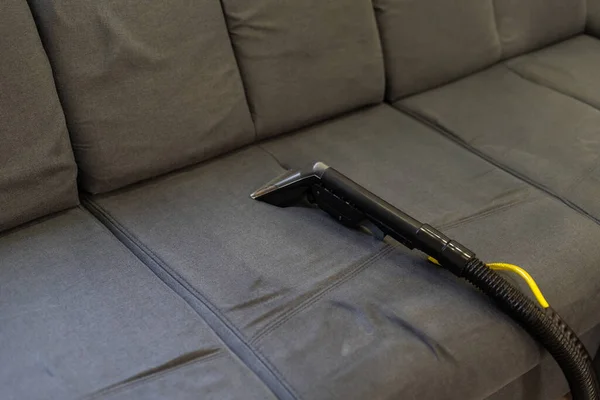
[250,162,329,207]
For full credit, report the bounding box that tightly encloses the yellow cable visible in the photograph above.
[487,263,550,308]
[428,256,441,266]
[427,257,550,308]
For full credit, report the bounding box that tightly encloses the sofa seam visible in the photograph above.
[435,196,538,231]
[392,102,600,228]
[504,59,600,112]
[251,244,396,345]
[83,352,225,399]
[216,0,258,141]
[82,198,300,400]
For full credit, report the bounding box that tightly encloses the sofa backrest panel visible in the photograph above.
[494,0,586,58]
[589,0,600,38]
[374,0,502,101]
[0,0,78,232]
[28,0,255,194]
[221,0,384,139]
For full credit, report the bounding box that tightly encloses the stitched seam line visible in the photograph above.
[504,61,600,112]
[394,102,600,228]
[83,198,299,400]
[565,155,600,193]
[84,352,225,399]
[84,199,299,399]
[436,196,537,231]
[251,244,397,345]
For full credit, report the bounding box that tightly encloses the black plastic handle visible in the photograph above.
[321,167,474,275]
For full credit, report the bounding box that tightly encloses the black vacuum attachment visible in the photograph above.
[252,162,599,400]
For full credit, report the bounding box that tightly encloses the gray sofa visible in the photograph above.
[2,0,600,399]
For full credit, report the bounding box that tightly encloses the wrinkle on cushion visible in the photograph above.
[29,0,254,193]
[0,0,77,232]
[0,208,275,400]
[507,35,600,109]
[399,65,600,222]
[88,352,267,400]
[221,0,384,138]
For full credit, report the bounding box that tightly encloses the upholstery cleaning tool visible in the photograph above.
[251,162,599,400]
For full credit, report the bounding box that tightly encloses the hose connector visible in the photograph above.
[415,224,475,276]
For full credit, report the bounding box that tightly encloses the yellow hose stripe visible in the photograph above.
[487,263,550,308]
[427,257,550,308]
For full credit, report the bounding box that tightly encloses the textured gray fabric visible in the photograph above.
[507,35,600,109]
[91,354,273,400]
[589,0,600,37]
[494,0,586,58]
[400,65,600,222]
[373,0,501,101]
[0,208,274,400]
[221,0,384,139]
[0,0,78,232]
[487,324,600,400]
[28,0,254,194]
[91,106,600,399]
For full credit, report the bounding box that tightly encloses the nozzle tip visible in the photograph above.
[250,185,275,200]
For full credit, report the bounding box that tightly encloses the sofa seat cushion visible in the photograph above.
[507,35,600,109]
[399,64,600,223]
[88,105,600,399]
[0,208,274,400]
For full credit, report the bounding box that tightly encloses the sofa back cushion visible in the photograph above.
[0,0,78,232]
[494,0,586,58]
[29,0,254,193]
[374,0,501,101]
[221,0,384,139]
[588,0,600,37]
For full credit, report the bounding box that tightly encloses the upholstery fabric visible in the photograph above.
[487,324,600,400]
[220,0,384,139]
[589,0,600,38]
[373,0,501,101]
[28,0,254,194]
[89,105,600,399]
[0,208,274,400]
[494,0,586,58]
[507,35,600,109]
[0,0,78,232]
[400,65,600,222]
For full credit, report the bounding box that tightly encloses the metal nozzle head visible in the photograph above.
[250,162,329,207]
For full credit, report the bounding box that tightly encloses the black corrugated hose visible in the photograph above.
[462,258,598,400]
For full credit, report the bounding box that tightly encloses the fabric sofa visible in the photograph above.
[3,0,600,399]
